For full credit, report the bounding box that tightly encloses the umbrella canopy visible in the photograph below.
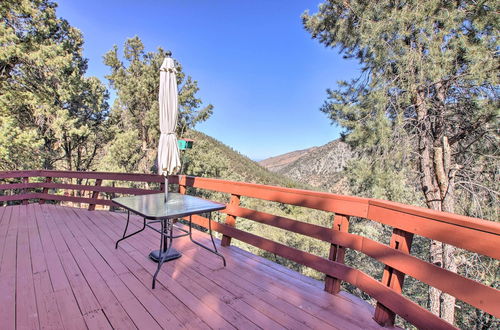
[157,55,181,176]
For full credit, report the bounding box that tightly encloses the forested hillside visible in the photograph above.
[182,130,302,188]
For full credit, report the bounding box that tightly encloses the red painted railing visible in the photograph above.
[1,170,499,329]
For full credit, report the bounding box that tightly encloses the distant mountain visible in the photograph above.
[259,139,354,192]
[183,130,303,189]
[258,147,317,172]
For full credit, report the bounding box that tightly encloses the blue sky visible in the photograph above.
[57,0,360,160]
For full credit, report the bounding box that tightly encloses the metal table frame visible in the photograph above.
[113,193,226,289]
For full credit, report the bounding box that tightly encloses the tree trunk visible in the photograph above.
[141,119,148,151]
[429,241,444,316]
[43,138,54,170]
[416,91,457,324]
[436,136,457,324]
[428,141,457,324]
[442,243,457,323]
[65,146,73,171]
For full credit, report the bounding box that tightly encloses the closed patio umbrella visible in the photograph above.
[157,52,181,196]
[149,52,183,263]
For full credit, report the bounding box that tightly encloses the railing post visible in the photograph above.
[179,185,186,194]
[325,214,350,294]
[109,181,117,212]
[88,178,102,211]
[178,175,187,194]
[374,228,414,326]
[39,177,52,204]
[22,177,29,205]
[221,194,241,247]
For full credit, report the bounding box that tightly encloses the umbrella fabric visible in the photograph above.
[157,57,181,175]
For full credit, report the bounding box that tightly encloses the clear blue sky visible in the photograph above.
[57,0,360,160]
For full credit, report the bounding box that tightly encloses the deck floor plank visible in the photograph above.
[16,205,40,329]
[32,204,87,330]
[2,204,391,330]
[0,206,12,272]
[0,206,17,329]
[38,205,111,329]
[180,247,338,330]
[53,205,141,330]
[26,204,66,330]
[58,205,164,329]
[0,205,8,262]
[191,238,381,330]
[27,204,73,329]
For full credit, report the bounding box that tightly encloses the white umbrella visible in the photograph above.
[157,53,181,199]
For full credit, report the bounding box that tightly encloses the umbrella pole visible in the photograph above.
[164,174,168,202]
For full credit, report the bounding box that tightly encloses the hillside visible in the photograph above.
[259,139,354,193]
[182,130,303,189]
[258,147,317,172]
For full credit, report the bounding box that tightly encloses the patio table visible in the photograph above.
[113,192,226,288]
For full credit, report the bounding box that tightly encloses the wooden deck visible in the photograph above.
[0,204,390,330]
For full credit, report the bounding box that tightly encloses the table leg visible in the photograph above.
[152,219,174,289]
[188,213,226,267]
[115,211,146,249]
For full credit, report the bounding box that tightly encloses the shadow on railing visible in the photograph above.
[1,170,499,329]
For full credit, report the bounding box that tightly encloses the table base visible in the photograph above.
[149,248,182,262]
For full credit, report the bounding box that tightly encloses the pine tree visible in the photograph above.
[101,36,213,173]
[303,1,499,326]
[0,0,110,171]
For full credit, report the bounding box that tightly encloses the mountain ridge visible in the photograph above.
[258,146,318,172]
[183,130,306,189]
[259,139,354,192]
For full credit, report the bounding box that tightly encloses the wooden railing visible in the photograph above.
[0,170,164,209]
[1,170,499,329]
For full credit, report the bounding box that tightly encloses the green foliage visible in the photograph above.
[455,252,499,329]
[303,0,499,210]
[0,116,42,170]
[345,151,419,204]
[304,1,499,326]
[100,37,213,173]
[100,129,142,173]
[0,0,110,171]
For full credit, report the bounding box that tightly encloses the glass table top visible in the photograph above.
[112,192,226,219]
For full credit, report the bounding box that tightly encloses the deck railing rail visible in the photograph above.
[1,170,499,329]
